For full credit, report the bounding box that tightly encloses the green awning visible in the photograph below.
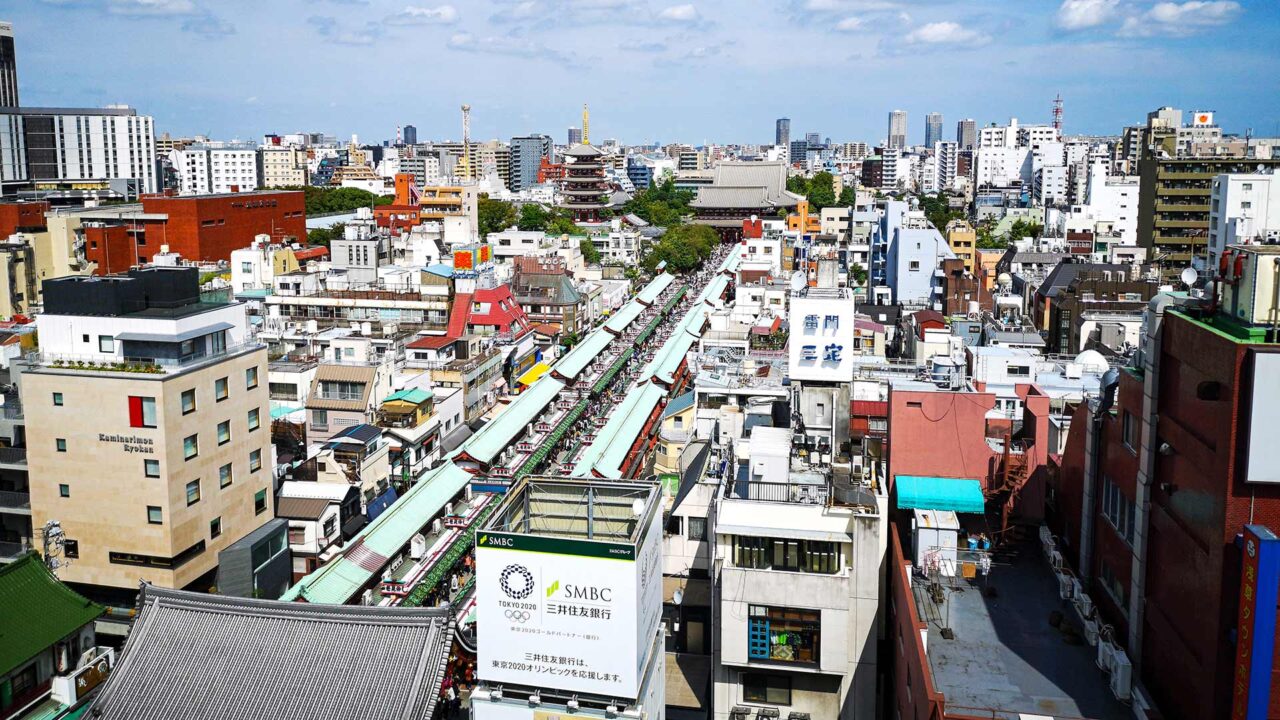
[896,476,985,513]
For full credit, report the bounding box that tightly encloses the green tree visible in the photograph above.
[477,196,517,237]
[643,224,719,273]
[837,186,857,207]
[517,203,551,232]
[786,175,810,195]
[623,178,694,227]
[807,171,836,211]
[547,214,579,236]
[976,226,1005,249]
[290,186,391,216]
[307,223,345,247]
[1007,218,1044,242]
[849,261,868,285]
[580,237,602,264]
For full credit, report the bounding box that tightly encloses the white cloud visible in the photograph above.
[384,4,459,25]
[107,0,196,15]
[803,0,899,11]
[308,15,378,45]
[657,4,699,22]
[448,31,580,65]
[834,16,863,31]
[904,21,989,46]
[1055,0,1121,30]
[1119,0,1240,35]
[182,13,235,36]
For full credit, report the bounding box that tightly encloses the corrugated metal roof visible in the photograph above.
[456,376,565,465]
[0,553,103,677]
[276,496,332,520]
[604,298,646,334]
[307,364,377,412]
[88,585,451,720]
[551,327,614,381]
[593,383,667,478]
[635,273,674,305]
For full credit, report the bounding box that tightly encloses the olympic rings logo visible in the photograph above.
[505,609,531,623]
[500,564,535,599]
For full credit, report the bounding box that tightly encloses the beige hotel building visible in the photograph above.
[23,267,276,592]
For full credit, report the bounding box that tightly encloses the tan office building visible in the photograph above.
[24,268,274,592]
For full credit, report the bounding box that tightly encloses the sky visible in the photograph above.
[6,0,1280,146]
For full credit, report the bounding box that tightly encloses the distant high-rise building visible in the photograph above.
[510,134,553,192]
[957,118,976,151]
[567,126,582,145]
[804,132,821,147]
[789,140,809,163]
[925,112,943,149]
[775,117,790,147]
[402,124,417,145]
[0,106,156,193]
[0,21,16,107]
[888,110,907,149]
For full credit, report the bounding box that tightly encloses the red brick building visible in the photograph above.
[82,191,306,274]
[1048,288,1280,720]
[0,201,49,236]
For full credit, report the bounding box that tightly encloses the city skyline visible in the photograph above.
[7,0,1280,144]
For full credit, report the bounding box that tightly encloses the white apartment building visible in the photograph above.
[170,144,261,195]
[1035,164,1070,207]
[1208,173,1280,268]
[974,118,1060,189]
[0,106,157,193]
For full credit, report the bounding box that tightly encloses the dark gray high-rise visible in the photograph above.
[0,22,18,107]
[402,124,417,145]
[775,117,790,147]
[510,134,553,191]
[956,118,976,151]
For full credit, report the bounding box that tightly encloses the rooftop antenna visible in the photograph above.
[582,103,590,146]
[459,104,472,180]
[1052,93,1063,133]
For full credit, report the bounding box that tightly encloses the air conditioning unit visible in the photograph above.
[1075,592,1095,620]
[1097,639,1115,672]
[432,519,443,535]
[1039,524,1053,547]
[1083,617,1099,646]
[1050,550,1063,569]
[1067,577,1081,602]
[360,589,374,606]
[1057,572,1074,600]
[1043,538,1056,561]
[1111,650,1133,701]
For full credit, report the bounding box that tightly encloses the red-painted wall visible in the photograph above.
[0,201,48,237]
[888,527,946,720]
[140,191,306,263]
[887,388,999,493]
[83,225,137,276]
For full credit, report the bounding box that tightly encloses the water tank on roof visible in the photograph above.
[1074,349,1108,372]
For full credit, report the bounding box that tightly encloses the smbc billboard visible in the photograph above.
[476,510,662,699]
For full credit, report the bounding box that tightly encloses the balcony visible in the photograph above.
[0,490,30,513]
[0,539,30,562]
[28,341,264,377]
[0,446,26,468]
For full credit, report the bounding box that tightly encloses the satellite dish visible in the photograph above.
[789,271,806,292]
[1181,266,1199,287]
[997,272,1013,288]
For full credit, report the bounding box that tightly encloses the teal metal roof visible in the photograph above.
[457,376,565,465]
[571,382,665,478]
[283,462,474,604]
[385,388,434,404]
[593,383,667,478]
[698,275,729,305]
[896,476,985,513]
[718,244,743,274]
[604,299,646,334]
[552,327,614,380]
[651,330,699,385]
[635,273,674,305]
[663,391,695,418]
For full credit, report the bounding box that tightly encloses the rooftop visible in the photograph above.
[485,477,659,545]
[0,553,104,677]
[87,584,452,720]
[914,535,1130,720]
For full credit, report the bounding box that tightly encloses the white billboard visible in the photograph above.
[476,510,662,699]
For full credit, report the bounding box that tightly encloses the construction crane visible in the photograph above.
[458,104,472,181]
[582,103,590,146]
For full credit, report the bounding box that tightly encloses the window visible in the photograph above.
[909,260,921,271]
[210,517,222,539]
[743,673,791,705]
[733,536,839,574]
[144,459,160,478]
[249,448,262,472]
[147,505,163,524]
[323,515,338,538]
[1121,411,1137,451]
[317,381,363,401]
[312,409,329,429]
[181,388,197,415]
[128,396,158,428]
[747,606,821,663]
[219,463,233,488]
[288,526,306,545]
[63,539,78,558]
[183,434,198,460]
[52,392,63,406]
[98,335,114,353]
[1007,365,1030,377]
[248,408,260,431]
[56,438,66,452]
[241,261,253,273]
[1101,475,1136,546]
[59,483,70,497]
[217,420,231,445]
[186,479,201,506]
[215,377,228,401]
[688,517,707,541]
[734,536,769,569]
[246,366,259,389]
[254,488,267,514]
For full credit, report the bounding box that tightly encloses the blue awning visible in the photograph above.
[896,476,985,513]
